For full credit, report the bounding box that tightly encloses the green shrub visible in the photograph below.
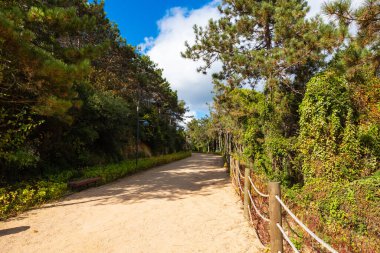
[0,181,67,218]
[0,151,191,220]
[285,172,380,252]
[298,71,378,183]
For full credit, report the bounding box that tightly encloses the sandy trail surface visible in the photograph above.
[0,153,263,253]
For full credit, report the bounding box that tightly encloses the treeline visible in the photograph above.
[185,0,379,252]
[0,0,187,184]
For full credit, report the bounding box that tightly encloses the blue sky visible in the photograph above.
[102,0,210,46]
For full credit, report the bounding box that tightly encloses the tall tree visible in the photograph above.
[183,0,340,181]
[0,0,187,181]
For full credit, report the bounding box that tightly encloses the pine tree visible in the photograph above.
[183,0,340,180]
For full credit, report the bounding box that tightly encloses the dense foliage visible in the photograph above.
[185,0,379,251]
[0,0,187,184]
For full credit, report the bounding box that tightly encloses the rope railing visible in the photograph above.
[237,176,243,193]
[236,168,244,194]
[229,156,339,253]
[238,167,244,178]
[275,196,338,253]
[247,190,270,222]
[232,172,242,195]
[231,165,244,196]
[230,158,269,223]
[276,223,300,253]
[248,175,269,198]
[247,206,254,224]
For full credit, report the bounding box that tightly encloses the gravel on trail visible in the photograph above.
[0,153,264,253]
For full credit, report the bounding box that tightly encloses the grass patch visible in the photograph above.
[0,151,191,220]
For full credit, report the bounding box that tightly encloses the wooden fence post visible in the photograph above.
[268,182,283,253]
[243,161,251,220]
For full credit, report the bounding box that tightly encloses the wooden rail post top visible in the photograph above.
[268,182,283,253]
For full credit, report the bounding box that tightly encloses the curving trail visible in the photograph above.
[0,153,263,253]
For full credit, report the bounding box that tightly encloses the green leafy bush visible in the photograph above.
[298,71,378,182]
[285,173,380,252]
[0,182,67,218]
[0,151,191,220]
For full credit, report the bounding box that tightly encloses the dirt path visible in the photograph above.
[0,153,263,253]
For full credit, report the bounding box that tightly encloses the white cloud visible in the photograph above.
[141,2,221,116]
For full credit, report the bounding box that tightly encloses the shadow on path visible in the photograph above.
[60,153,228,206]
[0,226,30,237]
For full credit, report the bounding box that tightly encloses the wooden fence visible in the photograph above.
[229,156,338,253]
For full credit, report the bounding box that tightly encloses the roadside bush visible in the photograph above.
[0,182,67,219]
[82,151,191,184]
[298,71,379,183]
[0,151,191,220]
[284,172,380,252]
